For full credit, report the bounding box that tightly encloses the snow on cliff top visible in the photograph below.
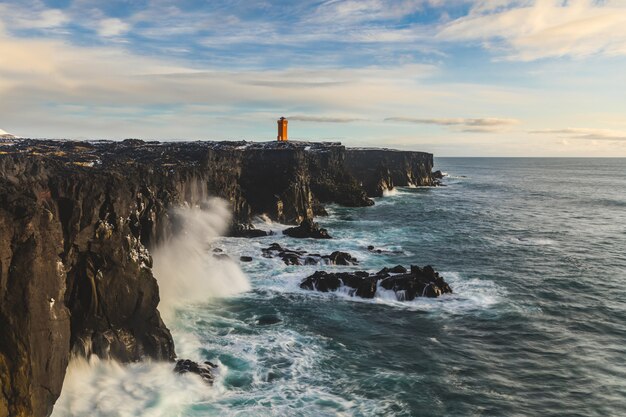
[0,129,18,139]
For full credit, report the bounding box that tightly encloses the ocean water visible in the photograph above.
[53,158,626,417]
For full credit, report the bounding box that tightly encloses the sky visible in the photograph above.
[0,0,625,156]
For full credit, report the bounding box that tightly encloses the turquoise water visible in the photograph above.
[54,158,626,416]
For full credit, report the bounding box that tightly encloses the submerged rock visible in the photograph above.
[283,219,332,239]
[300,265,452,301]
[367,245,403,255]
[174,359,217,384]
[229,224,270,238]
[255,314,282,326]
[326,251,358,266]
[262,243,357,266]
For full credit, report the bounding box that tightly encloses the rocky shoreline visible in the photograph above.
[0,138,440,417]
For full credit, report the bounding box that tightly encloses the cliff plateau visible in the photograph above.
[0,139,436,417]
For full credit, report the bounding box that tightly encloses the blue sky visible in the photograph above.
[0,0,625,156]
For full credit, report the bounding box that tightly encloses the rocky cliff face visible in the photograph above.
[0,139,437,417]
[344,148,435,196]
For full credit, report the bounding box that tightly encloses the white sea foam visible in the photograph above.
[166,306,402,416]
[51,356,215,417]
[229,256,504,316]
[152,198,251,322]
[382,187,398,197]
[509,237,557,246]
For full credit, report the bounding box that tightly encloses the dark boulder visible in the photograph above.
[324,251,358,266]
[174,359,217,384]
[300,271,342,292]
[262,244,357,266]
[367,245,383,253]
[283,219,331,239]
[229,224,270,238]
[300,265,452,301]
[239,256,253,262]
[255,314,282,326]
[367,246,403,255]
[378,265,407,274]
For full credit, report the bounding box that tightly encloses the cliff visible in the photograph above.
[0,139,436,417]
[344,148,435,196]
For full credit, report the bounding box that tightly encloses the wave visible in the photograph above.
[244,268,504,316]
[508,237,557,246]
[382,187,399,197]
[152,198,251,322]
[162,305,411,416]
[51,356,214,417]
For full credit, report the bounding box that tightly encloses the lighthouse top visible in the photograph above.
[277,117,288,141]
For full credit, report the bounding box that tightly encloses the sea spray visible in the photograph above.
[382,187,398,197]
[152,198,251,322]
[51,198,246,417]
[51,355,214,417]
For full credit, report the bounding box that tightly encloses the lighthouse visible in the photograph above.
[277,117,288,141]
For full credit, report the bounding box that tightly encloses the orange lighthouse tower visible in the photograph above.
[277,117,288,141]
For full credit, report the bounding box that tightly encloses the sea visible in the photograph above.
[52,158,626,417]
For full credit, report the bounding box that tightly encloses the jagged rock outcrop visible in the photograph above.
[262,242,357,266]
[300,265,452,300]
[283,219,332,239]
[174,359,217,384]
[0,138,439,417]
[344,148,434,197]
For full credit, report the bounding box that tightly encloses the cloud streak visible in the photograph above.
[438,0,626,60]
[385,117,520,133]
[288,115,365,123]
[530,128,626,142]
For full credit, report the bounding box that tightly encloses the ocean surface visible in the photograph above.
[53,158,626,417]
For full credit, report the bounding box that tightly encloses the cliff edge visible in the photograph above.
[0,139,436,417]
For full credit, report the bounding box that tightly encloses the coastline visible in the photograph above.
[0,138,439,417]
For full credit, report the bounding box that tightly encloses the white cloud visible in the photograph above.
[438,0,626,60]
[530,128,626,141]
[385,117,520,132]
[98,18,130,37]
[32,9,69,28]
[0,5,69,30]
[288,115,365,123]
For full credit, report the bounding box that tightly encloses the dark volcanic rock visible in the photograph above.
[262,243,357,266]
[326,251,358,266]
[283,219,331,239]
[367,245,403,255]
[300,265,452,301]
[174,359,217,384]
[378,265,408,274]
[0,138,439,417]
[229,224,270,238]
[255,314,282,326]
[344,148,436,197]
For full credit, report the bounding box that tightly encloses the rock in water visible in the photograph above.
[326,251,358,266]
[283,219,332,239]
[300,265,452,300]
[229,224,270,238]
[174,359,217,384]
[0,138,437,416]
[262,243,357,266]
